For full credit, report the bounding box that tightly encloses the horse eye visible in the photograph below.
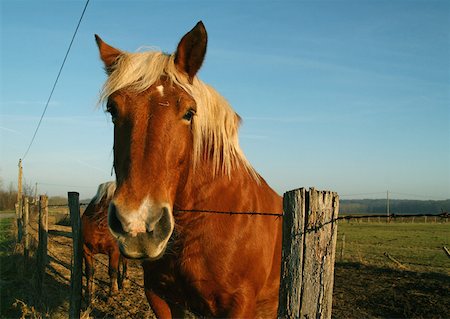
[183,109,195,122]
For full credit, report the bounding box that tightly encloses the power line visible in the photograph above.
[340,191,447,200]
[340,192,386,197]
[22,0,90,161]
[38,182,97,189]
[389,192,447,200]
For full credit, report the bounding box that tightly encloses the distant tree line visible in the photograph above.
[0,181,17,211]
[0,177,71,210]
[0,176,35,211]
[340,199,450,215]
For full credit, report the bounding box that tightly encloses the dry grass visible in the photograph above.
[1,212,154,318]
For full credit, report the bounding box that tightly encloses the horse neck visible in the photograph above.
[174,159,281,214]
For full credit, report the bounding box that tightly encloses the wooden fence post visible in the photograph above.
[17,197,24,243]
[36,195,48,292]
[278,188,339,319]
[68,192,82,319]
[23,197,29,260]
[278,188,306,318]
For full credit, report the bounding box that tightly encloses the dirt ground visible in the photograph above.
[333,262,450,319]
[2,218,449,318]
[1,217,156,318]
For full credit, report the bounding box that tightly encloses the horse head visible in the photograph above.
[96,22,207,259]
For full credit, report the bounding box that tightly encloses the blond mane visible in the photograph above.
[99,50,258,180]
[92,181,116,205]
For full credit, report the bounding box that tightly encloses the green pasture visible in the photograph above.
[336,221,449,274]
[0,217,13,255]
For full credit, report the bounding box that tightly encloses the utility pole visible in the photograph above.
[387,190,390,222]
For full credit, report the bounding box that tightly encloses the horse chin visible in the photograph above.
[116,232,169,260]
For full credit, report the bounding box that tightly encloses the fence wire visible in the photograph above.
[12,198,449,318]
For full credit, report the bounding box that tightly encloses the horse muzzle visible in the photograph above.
[108,201,174,260]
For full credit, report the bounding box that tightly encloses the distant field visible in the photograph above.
[336,221,449,273]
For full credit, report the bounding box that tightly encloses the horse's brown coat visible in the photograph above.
[81,182,128,303]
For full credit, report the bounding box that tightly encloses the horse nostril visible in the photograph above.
[108,203,125,235]
[145,210,163,233]
[145,206,171,234]
[159,206,172,234]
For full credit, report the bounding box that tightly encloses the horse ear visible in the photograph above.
[174,21,208,83]
[95,34,122,71]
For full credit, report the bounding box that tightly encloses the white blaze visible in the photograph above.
[156,85,164,97]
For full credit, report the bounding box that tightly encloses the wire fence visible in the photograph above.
[10,197,449,318]
[44,203,449,221]
[11,201,148,317]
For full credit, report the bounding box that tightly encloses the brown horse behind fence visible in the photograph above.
[81,181,128,304]
[96,22,283,318]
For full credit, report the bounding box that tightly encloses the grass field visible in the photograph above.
[0,217,14,257]
[336,221,449,274]
[333,221,450,318]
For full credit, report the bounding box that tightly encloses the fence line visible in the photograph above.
[11,195,148,318]
[42,202,450,221]
[338,212,449,220]
[11,192,448,319]
[18,198,143,288]
[174,208,283,217]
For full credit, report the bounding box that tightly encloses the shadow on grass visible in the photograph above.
[48,229,72,238]
[333,262,450,319]
[1,244,71,317]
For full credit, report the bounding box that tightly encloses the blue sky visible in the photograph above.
[1,0,449,200]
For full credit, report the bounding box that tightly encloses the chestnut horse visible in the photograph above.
[81,181,128,304]
[96,21,283,318]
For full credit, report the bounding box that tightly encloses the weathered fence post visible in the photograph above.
[68,192,82,319]
[23,197,29,260]
[278,188,306,318]
[278,188,339,319]
[36,195,48,292]
[17,197,24,243]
